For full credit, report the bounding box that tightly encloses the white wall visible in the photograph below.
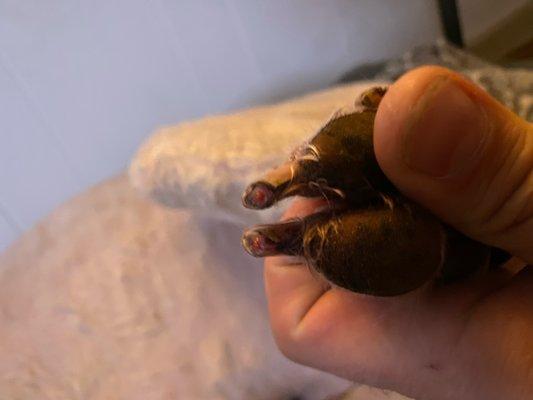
[0,1,446,251]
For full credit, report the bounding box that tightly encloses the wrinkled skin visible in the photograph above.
[241,88,502,296]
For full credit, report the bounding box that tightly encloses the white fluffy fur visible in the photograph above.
[129,81,388,224]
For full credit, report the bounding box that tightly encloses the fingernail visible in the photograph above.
[402,78,488,177]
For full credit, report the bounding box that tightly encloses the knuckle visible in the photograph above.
[272,330,303,363]
[271,319,318,365]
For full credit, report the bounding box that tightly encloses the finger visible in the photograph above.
[374,65,533,263]
[266,255,440,389]
[263,199,331,345]
[263,203,522,394]
[264,254,330,344]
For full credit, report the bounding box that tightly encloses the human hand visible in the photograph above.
[264,66,533,400]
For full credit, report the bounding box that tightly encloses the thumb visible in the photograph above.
[374,66,533,263]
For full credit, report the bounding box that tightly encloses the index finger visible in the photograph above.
[264,198,330,344]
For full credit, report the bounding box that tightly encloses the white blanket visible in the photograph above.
[0,176,356,399]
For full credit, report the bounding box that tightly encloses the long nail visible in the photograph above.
[242,162,294,209]
[243,159,336,209]
[241,219,304,257]
[242,181,277,209]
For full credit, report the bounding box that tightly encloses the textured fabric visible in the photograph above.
[0,176,351,399]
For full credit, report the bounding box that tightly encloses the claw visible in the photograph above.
[241,229,279,256]
[242,182,277,209]
[242,157,329,209]
[242,161,295,209]
[241,219,305,257]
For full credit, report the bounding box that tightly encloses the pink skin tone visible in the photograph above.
[263,66,533,400]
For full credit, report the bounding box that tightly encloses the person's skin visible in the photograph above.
[263,66,533,400]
